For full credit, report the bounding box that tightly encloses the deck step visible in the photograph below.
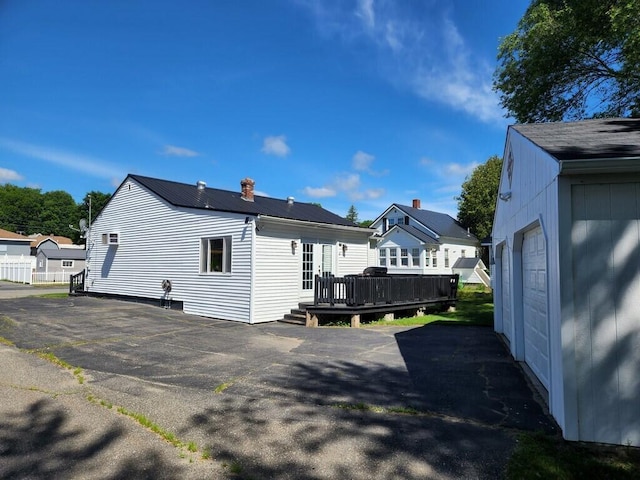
[279,313,306,325]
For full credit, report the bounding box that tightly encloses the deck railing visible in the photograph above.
[314,274,459,306]
[69,270,86,295]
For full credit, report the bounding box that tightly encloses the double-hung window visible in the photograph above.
[444,248,450,268]
[401,248,409,266]
[411,248,420,267]
[379,249,387,266]
[62,260,74,268]
[432,250,437,267]
[201,236,232,273]
[389,248,397,266]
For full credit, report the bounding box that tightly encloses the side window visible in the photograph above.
[200,237,232,273]
[379,249,387,266]
[432,250,437,268]
[444,248,450,268]
[389,248,397,266]
[411,248,420,267]
[400,248,408,266]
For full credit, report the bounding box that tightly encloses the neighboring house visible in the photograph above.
[36,248,86,275]
[0,228,34,283]
[86,174,373,324]
[492,118,640,446]
[451,257,490,287]
[0,228,32,257]
[33,236,86,275]
[369,200,479,275]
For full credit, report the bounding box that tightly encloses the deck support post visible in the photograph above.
[350,314,360,328]
[306,312,318,328]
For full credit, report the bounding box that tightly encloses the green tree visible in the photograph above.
[345,204,359,224]
[358,219,374,228]
[0,184,42,234]
[40,190,77,238]
[494,0,640,122]
[456,155,503,241]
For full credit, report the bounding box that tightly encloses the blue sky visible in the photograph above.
[0,0,528,221]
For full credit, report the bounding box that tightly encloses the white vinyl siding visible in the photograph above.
[87,179,253,323]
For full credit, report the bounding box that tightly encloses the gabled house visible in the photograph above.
[86,174,373,324]
[492,118,640,446]
[32,235,86,277]
[369,200,479,275]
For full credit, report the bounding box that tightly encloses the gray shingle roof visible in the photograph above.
[512,118,640,161]
[41,249,86,260]
[390,224,439,244]
[393,204,477,241]
[129,174,359,227]
[452,257,482,269]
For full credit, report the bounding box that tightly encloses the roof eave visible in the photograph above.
[559,157,640,175]
[259,215,374,233]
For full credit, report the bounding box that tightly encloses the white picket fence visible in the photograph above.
[0,256,75,285]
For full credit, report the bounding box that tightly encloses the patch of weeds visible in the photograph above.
[201,447,212,460]
[0,336,15,347]
[507,433,640,480]
[32,350,85,384]
[229,461,242,474]
[116,406,182,448]
[187,441,197,452]
[214,382,233,394]
[100,399,113,409]
[334,402,420,415]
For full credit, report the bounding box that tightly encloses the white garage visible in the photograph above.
[493,118,640,446]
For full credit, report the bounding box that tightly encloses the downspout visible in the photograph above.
[248,217,256,324]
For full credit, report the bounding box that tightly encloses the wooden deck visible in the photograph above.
[307,274,459,327]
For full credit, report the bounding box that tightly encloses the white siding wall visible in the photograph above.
[87,179,253,323]
[492,129,563,430]
[252,222,370,323]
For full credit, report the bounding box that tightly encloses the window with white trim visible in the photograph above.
[388,218,396,226]
[379,249,387,266]
[397,217,404,225]
[461,249,466,258]
[444,248,450,268]
[200,236,232,273]
[432,250,437,267]
[401,248,408,266]
[389,248,397,266]
[62,260,74,268]
[411,248,420,267]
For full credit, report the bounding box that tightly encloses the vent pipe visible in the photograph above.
[287,196,295,205]
[196,180,206,191]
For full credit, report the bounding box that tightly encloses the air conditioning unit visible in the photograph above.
[107,233,120,245]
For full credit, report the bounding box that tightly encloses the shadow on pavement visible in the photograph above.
[0,398,185,480]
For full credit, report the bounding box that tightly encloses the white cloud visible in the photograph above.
[364,188,385,199]
[334,173,361,191]
[261,135,291,157]
[296,1,506,125]
[160,145,200,157]
[352,150,374,171]
[445,161,479,176]
[0,167,23,182]
[355,0,375,30]
[303,186,337,198]
[0,137,123,179]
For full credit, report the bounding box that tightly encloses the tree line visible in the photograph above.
[0,184,111,244]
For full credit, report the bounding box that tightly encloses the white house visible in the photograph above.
[492,118,640,446]
[369,201,479,276]
[86,174,373,324]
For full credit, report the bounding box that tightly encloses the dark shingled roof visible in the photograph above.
[390,224,439,244]
[129,174,358,227]
[511,118,640,161]
[393,204,477,241]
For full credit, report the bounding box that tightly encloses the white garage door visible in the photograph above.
[522,226,549,390]
[501,246,512,342]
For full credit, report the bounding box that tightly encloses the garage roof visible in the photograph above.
[512,118,640,162]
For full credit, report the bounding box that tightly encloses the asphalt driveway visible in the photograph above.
[0,296,556,479]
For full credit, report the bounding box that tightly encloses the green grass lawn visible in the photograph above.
[363,285,494,327]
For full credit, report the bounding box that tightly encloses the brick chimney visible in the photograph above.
[412,198,421,209]
[240,177,255,202]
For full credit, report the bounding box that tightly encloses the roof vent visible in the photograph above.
[287,196,295,205]
[196,180,206,191]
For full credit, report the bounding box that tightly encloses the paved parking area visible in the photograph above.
[0,296,556,479]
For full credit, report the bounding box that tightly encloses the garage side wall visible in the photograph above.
[492,130,564,429]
